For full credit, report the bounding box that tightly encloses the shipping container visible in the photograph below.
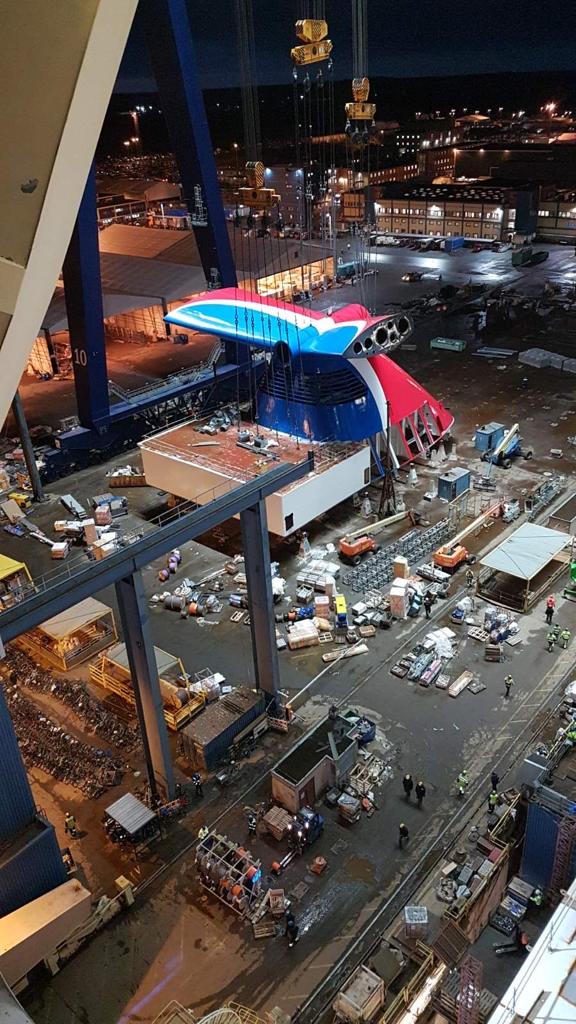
[0,820,67,917]
[442,236,465,253]
[475,422,505,453]
[181,688,266,770]
[437,468,471,502]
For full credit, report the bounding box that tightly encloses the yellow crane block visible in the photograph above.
[237,187,280,209]
[295,18,328,42]
[245,161,265,188]
[345,101,376,120]
[291,39,333,65]
[352,77,371,102]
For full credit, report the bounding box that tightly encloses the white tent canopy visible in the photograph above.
[480,523,569,581]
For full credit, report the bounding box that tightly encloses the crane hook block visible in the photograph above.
[352,77,371,102]
[237,187,281,209]
[245,161,265,188]
[295,19,328,42]
[291,39,333,65]
[345,101,376,120]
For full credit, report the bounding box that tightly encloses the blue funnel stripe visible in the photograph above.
[165,301,359,356]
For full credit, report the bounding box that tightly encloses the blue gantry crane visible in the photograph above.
[0,0,314,925]
[48,0,258,478]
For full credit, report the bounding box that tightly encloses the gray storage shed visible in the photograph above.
[548,493,576,536]
[477,523,571,611]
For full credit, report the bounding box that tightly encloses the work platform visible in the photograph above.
[140,423,370,537]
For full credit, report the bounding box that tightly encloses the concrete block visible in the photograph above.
[549,352,566,369]
[518,348,551,368]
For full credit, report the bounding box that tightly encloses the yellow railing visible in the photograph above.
[378,950,436,1024]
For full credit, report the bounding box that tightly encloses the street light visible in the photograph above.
[233,142,239,177]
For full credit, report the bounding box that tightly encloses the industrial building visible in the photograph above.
[374,181,537,240]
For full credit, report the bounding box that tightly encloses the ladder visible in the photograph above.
[548,816,576,904]
[456,955,483,1024]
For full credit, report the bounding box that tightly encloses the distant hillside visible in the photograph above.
[102,71,576,157]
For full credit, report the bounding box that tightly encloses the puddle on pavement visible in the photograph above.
[345,856,375,884]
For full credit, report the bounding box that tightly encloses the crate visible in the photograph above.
[333,965,385,1023]
[404,905,428,938]
[448,671,473,698]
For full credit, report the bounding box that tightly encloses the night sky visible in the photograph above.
[117,0,576,92]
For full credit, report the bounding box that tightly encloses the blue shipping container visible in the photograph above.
[438,468,471,502]
[443,236,465,252]
[475,422,505,453]
[520,802,576,890]
[182,688,266,770]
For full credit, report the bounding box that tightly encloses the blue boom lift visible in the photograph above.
[480,423,533,470]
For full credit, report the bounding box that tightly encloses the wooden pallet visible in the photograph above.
[358,625,377,638]
[485,643,503,662]
[318,632,334,645]
[253,919,277,939]
[262,805,293,841]
[468,626,489,642]
[348,755,387,796]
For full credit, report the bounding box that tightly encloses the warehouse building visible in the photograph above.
[537,187,576,242]
[374,181,537,240]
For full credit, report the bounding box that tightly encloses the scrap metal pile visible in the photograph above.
[4,647,138,750]
[3,682,124,797]
[342,519,452,593]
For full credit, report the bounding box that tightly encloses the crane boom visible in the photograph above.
[449,501,502,546]
[345,509,411,540]
[492,423,519,460]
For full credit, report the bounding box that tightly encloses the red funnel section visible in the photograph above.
[368,354,454,463]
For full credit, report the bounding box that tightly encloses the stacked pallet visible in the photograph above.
[287,620,319,650]
[262,805,293,841]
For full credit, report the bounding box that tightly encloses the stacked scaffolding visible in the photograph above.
[195,831,262,917]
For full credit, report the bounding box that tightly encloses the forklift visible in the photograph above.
[272,806,324,875]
